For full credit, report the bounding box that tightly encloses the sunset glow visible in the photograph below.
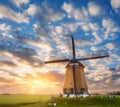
[31,80,51,89]
[0,0,120,95]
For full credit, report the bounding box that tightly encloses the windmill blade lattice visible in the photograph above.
[45,58,69,64]
[78,54,109,61]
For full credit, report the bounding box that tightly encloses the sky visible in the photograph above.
[0,0,120,95]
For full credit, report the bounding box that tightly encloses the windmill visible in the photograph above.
[45,36,109,97]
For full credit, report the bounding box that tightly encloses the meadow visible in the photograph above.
[0,94,51,106]
[0,95,120,107]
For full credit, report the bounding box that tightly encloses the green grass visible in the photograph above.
[0,94,50,106]
[42,96,120,107]
[0,95,120,107]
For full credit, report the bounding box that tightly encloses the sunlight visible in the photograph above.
[30,80,58,94]
[34,80,43,86]
[30,80,46,94]
[32,80,46,87]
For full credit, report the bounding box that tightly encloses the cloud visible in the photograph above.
[25,4,39,17]
[32,22,52,41]
[92,32,103,44]
[55,26,69,35]
[0,69,22,85]
[62,2,88,20]
[117,65,120,71]
[10,48,38,66]
[31,22,74,60]
[102,18,120,40]
[0,36,40,66]
[26,3,65,22]
[0,70,64,94]
[56,44,70,55]
[102,19,115,28]
[0,23,12,31]
[76,39,94,47]
[90,46,108,55]
[11,0,29,8]
[111,0,120,12]
[81,22,100,40]
[89,23,99,31]
[62,2,73,16]
[81,22,100,33]
[91,47,98,52]
[0,61,17,67]
[76,50,87,57]
[81,24,90,32]
[0,51,40,77]
[0,51,17,67]
[0,23,12,39]
[36,71,64,83]
[85,62,120,93]
[41,2,65,22]
[25,39,55,61]
[0,77,16,84]
[105,43,116,50]
[6,71,21,78]
[0,5,29,23]
[54,22,81,35]
[88,2,102,16]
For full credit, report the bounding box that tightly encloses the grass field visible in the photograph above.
[0,94,51,106]
[0,95,120,107]
[42,96,120,107]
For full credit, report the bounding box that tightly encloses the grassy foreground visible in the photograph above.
[0,95,120,107]
[41,96,120,107]
[0,94,50,106]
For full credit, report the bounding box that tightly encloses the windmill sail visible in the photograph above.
[78,54,109,61]
[72,36,76,59]
[45,58,69,64]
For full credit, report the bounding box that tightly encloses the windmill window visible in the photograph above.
[70,88,73,93]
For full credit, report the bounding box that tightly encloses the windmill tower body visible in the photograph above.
[63,62,89,97]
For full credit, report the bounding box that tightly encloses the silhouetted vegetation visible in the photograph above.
[107,91,120,95]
